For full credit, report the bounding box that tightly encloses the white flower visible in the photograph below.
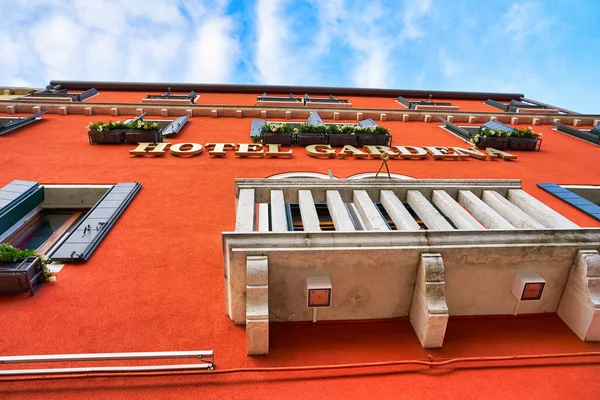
[48,276,57,283]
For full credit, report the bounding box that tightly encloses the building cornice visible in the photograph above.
[49,80,524,101]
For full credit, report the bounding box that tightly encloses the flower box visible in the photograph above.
[124,130,161,144]
[508,137,539,151]
[262,132,293,146]
[357,133,390,146]
[88,130,124,144]
[329,134,358,147]
[297,132,328,146]
[0,257,43,295]
[475,136,509,149]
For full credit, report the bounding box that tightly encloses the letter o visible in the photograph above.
[170,143,203,157]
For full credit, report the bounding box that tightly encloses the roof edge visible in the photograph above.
[49,80,524,101]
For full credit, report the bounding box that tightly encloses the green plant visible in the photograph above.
[87,119,160,132]
[260,122,295,134]
[251,135,262,143]
[0,243,35,262]
[0,243,53,282]
[470,126,540,146]
[371,126,390,136]
[326,124,390,136]
[299,123,327,133]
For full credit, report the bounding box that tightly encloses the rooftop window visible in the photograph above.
[304,94,352,107]
[486,99,562,114]
[396,95,458,111]
[142,88,198,104]
[21,84,97,102]
[256,93,304,107]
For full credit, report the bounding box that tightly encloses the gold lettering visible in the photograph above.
[486,147,518,161]
[450,147,487,160]
[205,143,235,157]
[338,145,368,159]
[424,146,459,160]
[129,142,171,156]
[265,144,292,158]
[170,143,203,157]
[363,145,399,159]
[392,146,427,159]
[306,144,336,158]
[235,143,264,158]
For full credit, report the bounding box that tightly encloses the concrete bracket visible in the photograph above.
[410,253,449,348]
[558,250,600,341]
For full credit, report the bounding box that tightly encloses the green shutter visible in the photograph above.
[48,182,142,263]
[0,180,44,234]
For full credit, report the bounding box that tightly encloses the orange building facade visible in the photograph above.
[0,81,599,399]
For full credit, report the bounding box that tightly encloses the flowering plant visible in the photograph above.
[87,120,160,132]
[470,126,539,145]
[327,124,390,136]
[260,122,296,134]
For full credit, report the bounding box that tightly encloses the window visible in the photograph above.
[4,210,84,254]
[0,110,47,136]
[304,94,352,107]
[21,85,97,102]
[285,203,335,231]
[0,180,142,263]
[507,100,559,113]
[256,93,304,107]
[537,183,600,221]
[437,116,481,142]
[486,98,561,114]
[551,121,600,146]
[396,95,458,111]
[142,90,198,104]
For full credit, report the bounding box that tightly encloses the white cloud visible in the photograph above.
[499,1,554,47]
[185,17,240,83]
[0,0,240,86]
[438,48,461,78]
[402,0,432,40]
[254,0,299,84]
[351,47,389,88]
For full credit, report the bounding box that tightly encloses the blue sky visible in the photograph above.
[1,0,599,113]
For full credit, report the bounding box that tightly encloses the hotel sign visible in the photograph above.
[129,142,518,161]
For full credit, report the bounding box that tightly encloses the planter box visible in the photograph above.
[89,130,123,144]
[262,132,293,146]
[90,129,162,144]
[297,132,328,146]
[357,134,390,146]
[125,130,161,144]
[0,257,43,295]
[476,136,509,150]
[329,134,358,147]
[508,137,539,151]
